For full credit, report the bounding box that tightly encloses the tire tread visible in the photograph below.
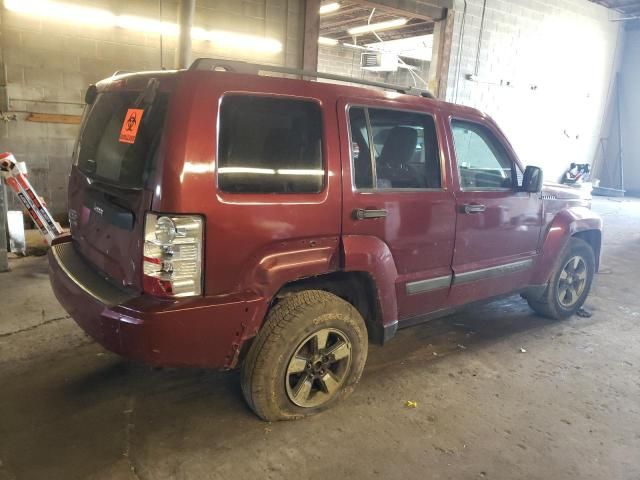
[241,290,367,421]
[527,237,595,320]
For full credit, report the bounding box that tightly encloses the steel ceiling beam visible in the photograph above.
[347,0,447,21]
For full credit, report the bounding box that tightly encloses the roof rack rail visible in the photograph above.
[189,58,435,99]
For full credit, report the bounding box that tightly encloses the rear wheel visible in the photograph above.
[241,290,368,421]
[527,237,595,320]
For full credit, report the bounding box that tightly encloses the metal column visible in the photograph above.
[0,62,9,272]
[176,0,196,69]
[0,179,8,272]
[302,0,320,73]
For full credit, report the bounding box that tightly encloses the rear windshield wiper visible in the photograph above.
[134,78,160,109]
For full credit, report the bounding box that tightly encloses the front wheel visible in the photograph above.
[527,237,595,320]
[241,290,368,421]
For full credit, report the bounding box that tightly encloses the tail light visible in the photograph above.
[143,213,203,297]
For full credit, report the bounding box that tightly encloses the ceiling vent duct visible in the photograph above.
[361,52,398,72]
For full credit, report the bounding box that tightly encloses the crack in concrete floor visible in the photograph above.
[0,315,70,338]
[123,396,142,480]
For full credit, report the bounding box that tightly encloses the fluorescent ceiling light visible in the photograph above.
[3,0,282,54]
[117,15,178,35]
[342,43,366,50]
[348,18,408,36]
[318,36,338,46]
[191,27,216,41]
[319,2,340,14]
[5,0,115,26]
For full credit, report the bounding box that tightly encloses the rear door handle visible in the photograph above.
[462,204,486,214]
[353,208,388,220]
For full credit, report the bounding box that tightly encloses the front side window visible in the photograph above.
[349,106,441,190]
[451,119,514,190]
[218,96,324,194]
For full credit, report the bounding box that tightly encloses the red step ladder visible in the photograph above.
[0,152,63,245]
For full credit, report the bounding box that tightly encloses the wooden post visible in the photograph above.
[429,8,455,100]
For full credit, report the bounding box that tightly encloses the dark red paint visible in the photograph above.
[49,69,602,369]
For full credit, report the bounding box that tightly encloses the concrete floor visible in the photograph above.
[1,197,639,480]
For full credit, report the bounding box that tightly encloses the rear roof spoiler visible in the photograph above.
[189,57,436,99]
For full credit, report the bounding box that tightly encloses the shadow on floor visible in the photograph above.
[0,294,564,479]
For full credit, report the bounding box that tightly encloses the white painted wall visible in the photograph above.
[620,27,640,194]
[446,0,622,183]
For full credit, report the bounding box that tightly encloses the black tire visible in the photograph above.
[241,290,368,421]
[527,237,595,320]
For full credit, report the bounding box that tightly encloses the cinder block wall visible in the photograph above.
[0,0,304,219]
[445,0,622,183]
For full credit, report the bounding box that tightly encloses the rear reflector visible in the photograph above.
[143,213,203,297]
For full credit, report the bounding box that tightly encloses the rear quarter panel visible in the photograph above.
[151,71,342,300]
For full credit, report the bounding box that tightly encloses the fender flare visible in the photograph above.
[237,236,341,337]
[532,207,603,284]
[231,235,396,365]
[341,235,399,331]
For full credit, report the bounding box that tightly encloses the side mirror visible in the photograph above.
[521,165,543,193]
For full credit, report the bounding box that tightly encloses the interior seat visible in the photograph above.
[377,127,418,188]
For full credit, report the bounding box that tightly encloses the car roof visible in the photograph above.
[98,67,488,121]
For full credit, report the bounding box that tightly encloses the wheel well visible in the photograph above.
[274,271,385,344]
[573,229,601,271]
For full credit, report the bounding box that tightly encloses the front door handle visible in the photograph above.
[353,208,388,220]
[462,204,486,214]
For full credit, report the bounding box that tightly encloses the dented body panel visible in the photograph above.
[48,68,602,369]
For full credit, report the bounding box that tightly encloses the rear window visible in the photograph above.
[76,91,168,188]
[217,96,324,194]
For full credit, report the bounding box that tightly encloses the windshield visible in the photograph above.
[76,91,168,188]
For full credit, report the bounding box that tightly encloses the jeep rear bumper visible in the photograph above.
[48,237,266,369]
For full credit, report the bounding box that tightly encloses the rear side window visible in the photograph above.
[349,106,441,190]
[217,96,324,193]
[76,91,168,188]
[451,119,514,190]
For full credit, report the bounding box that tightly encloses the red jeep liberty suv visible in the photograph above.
[49,59,602,421]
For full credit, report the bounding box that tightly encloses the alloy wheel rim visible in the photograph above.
[557,255,588,308]
[285,328,352,408]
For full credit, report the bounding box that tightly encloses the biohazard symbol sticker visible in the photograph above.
[119,108,144,144]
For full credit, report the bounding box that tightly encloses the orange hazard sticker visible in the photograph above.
[119,108,144,144]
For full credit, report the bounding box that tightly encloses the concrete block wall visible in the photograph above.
[445,0,622,183]
[0,0,305,219]
[318,43,430,88]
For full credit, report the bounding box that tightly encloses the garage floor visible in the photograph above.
[1,197,639,480]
